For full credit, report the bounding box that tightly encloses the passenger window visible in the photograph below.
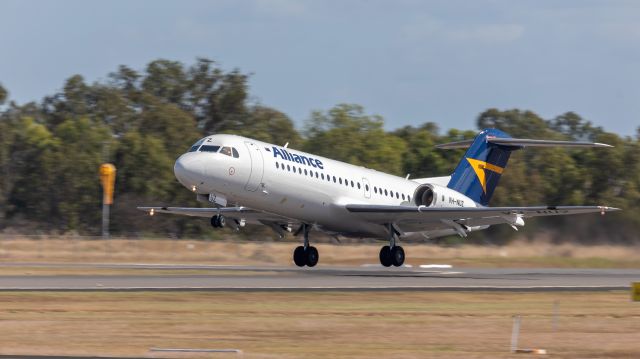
[350,180,354,187]
[402,194,406,200]
[293,166,296,173]
[365,184,369,191]
[333,176,337,183]
[304,169,308,176]
[339,178,342,185]
[357,182,361,189]
[298,168,302,174]
[396,192,399,199]
[384,189,388,196]
[200,145,220,152]
[232,147,239,158]
[276,162,279,169]
[287,165,291,171]
[315,172,319,178]
[374,187,378,194]
[220,147,233,156]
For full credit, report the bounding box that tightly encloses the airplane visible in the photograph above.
[138,128,619,268]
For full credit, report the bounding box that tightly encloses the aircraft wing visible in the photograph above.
[137,206,298,228]
[345,204,619,231]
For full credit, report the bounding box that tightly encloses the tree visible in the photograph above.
[142,59,187,105]
[0,84,7,105]
[6,117,60,222]
[303,104,406,175]
[219,105,301,147]
[477,108,556,138]
[138,97,201,158]
[49,118,112,231]
[393,123,448,178]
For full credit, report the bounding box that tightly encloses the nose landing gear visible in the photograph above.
[293,224,319,267]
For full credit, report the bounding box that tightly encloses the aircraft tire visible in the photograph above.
[210,215,226,228]
[293,246,306,267]
[379,246,392,267]
[391,246,405,267]
[306,246,319,267]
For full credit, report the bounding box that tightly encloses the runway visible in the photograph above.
[0,263,637,291]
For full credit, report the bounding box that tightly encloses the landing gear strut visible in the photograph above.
[379,224,404,267]
[293,224,319,267]
[211,214,226,228]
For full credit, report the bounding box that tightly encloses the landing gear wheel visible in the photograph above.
[305,246,319,267]
[210,215,225,228]
[379,246,392,267]
[391,246,405,267]
[293,246,306,267]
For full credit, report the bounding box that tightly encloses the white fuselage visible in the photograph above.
[174,134,477,239]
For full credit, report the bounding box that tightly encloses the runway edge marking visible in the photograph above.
[0,285,629,292]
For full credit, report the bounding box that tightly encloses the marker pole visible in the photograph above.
[99,163,116,240]
[102,202,110,239]
[511,315,521,353]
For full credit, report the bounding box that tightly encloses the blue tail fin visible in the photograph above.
[447,129,516,206]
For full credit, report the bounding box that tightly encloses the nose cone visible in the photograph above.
[174,154,204,189]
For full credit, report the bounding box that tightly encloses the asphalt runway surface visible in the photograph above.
[0,263,637,291]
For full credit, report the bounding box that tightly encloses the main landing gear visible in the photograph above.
[379,224,405,267]
[293,224,319,267]
[211,214,226,228]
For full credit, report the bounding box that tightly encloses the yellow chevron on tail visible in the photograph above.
[465,157,504,194]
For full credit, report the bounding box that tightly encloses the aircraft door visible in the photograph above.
[244,141,264,192]
[362,177,371,199]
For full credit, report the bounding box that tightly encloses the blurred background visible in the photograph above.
[0,1,637,243]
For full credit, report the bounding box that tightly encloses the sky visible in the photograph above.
[1,0,639,136]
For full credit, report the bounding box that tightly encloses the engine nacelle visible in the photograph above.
[413,184,476,208]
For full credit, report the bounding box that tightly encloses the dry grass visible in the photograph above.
[0,291,638,358]
[0,237,638,268]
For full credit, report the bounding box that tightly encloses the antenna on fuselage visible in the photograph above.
[405,174,411,180]
[283,142,289,148]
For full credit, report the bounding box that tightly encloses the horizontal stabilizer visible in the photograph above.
[436,137,613,149]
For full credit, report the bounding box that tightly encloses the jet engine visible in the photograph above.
[412,184,475,208]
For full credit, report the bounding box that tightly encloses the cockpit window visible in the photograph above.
[232,147,239,158]
[188,139,205,152]
[200,145,220,152]
[220,146,233,157]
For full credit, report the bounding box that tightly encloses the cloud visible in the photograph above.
[402,16,524,45]
[597,22,640,42]
[252,0,307,17]
[446,24,525,44]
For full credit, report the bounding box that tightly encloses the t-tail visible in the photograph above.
[436,129,613,206]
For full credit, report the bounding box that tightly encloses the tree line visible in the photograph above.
[0,58,637,243]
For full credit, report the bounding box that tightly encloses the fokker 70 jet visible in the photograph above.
[139,128,618,267]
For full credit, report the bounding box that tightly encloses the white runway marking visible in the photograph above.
[420,264,453,269]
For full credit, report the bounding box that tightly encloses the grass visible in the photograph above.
[0,237,638,268]
[0,291,638,358]
[0,238,638,357]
